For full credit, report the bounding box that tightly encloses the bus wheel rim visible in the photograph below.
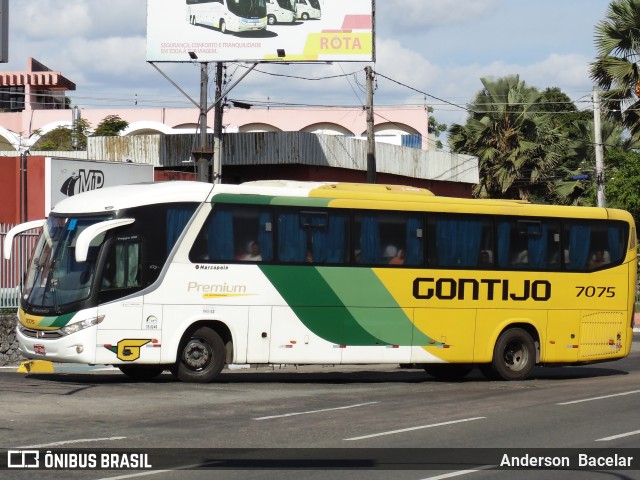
[183,339,212,370]
[504,341,527,371]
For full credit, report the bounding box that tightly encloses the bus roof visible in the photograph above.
[213,181,628,221]
[51,181,214,214]
[49,180,632,224]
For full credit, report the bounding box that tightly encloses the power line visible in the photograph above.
[374,72,473,113]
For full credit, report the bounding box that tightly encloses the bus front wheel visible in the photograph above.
[171,327,225,383]
[220,20,227,34]
[484,328,535,381]
[267,15,277,25]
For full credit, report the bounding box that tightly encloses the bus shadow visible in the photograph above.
[527,365,630,381]
[20,364,630,386]
[271,22,305,27]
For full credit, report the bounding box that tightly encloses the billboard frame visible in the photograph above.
[147,0,375,64]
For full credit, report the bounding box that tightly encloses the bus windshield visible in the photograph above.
[22,215,111,311]
[228,0,267,18]
[277,0,295,12]
[308,0,320,10]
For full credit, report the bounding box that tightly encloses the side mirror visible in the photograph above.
[3,219,46,260]
[74,219,135,262]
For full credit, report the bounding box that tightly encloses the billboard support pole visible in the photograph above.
[213,62,224,184]
[196,62,213,183]
[149,61,259,183]
[365,66,376,184]
[148,62,199,108]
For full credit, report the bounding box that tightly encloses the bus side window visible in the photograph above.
[99,240,143,304]
[429,215,492,268]
[304,211,348,265]
[565,220,626,271]
[498,219,559,270]
[354,213,381,264]
[277,209,347,264]
[353,211,423,266]
[189,205,274,263]
[101,242,141,289]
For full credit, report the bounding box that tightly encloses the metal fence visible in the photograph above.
[0,223,40,310]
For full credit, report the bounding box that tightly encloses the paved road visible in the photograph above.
[1,337,640,480]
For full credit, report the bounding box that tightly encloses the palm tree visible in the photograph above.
[590,0,640,137]
[552,118,640,205]
[449,75,565,201]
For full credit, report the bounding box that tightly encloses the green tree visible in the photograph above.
[538,87,592,157]
[92,115,129,136]
[603,149,640,223]
[552,118,640,205]
[428,106,447,149]
[32,118,91,150]
[448,75,566,201]
[590,0,640,137]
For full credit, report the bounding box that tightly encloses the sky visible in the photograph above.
[2,0,613,131]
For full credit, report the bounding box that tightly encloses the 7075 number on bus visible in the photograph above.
[575,286,616,298]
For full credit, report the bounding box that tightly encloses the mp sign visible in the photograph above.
[146,0,374,63]
[46,158,154,214]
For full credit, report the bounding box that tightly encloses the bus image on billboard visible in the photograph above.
[186,0,267,34]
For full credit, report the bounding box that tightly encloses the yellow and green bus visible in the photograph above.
[5,180,637,381]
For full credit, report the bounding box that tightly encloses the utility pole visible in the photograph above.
[593,87,606,207]
[195,62,213,183]
[212,62,224,184]
[365,66,376,184]
[71,105,80,150]
[150,59,257,183]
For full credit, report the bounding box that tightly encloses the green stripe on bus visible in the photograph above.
[259,266,437,346]
[41,312,76,328]
[211,194,331,208]
[317,268,436,346]
[211,194,274,205]
[259,265,383,345]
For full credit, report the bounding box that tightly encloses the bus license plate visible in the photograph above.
[34,344,46,355]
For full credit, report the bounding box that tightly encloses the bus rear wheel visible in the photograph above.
[484,328,535,381]
[171,327,225,383]
[423,363,473,381]
[118,365,166,381]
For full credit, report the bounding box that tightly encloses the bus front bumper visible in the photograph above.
[17,325,97,364]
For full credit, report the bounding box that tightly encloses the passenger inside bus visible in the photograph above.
[241,241,262,261]
[382,245,398,263]
[479,250,493,267]
[388,248,405,265]
[588,250,609,269]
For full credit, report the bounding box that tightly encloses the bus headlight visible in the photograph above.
[60,315,105,336]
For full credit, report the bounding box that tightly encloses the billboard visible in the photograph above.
[46,158,154,214]
[146,0,374,63]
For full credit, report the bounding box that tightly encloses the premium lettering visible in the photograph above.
[187,282,247,294]
[413,277,551,302]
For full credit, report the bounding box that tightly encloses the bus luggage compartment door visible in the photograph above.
[246,306,271,363]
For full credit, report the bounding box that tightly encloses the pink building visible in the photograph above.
[0,58,428,152]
